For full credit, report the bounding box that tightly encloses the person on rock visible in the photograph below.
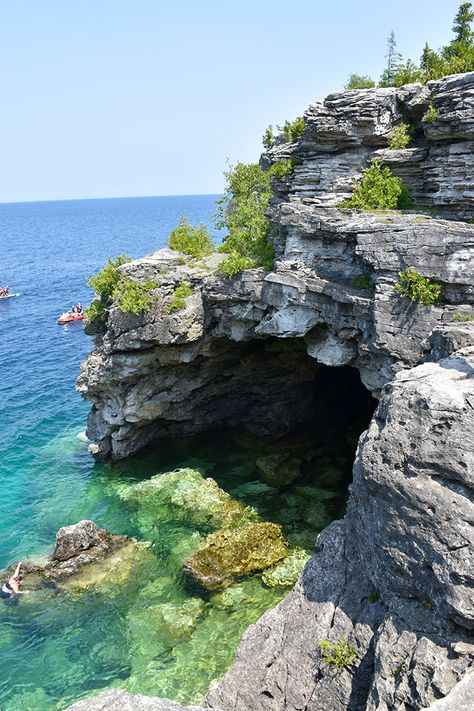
[0,562,29,600]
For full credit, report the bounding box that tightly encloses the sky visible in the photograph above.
[0,0,466,202]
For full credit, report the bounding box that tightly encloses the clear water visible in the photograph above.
[0,196,371,711]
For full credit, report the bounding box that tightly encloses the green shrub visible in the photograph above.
[454,311,474,321]
[87,254,131,299]
[165,282,193,313]
[84,299,107,323]
[345,74,376,90]
[219,251,256,278]
[114,278,157,314]
[319,639,357,669]
[353,274,372,291]
[420,599,433,610]
[388,124,412,150]
[395,267,441,305]
[341,160,412,210]
[423,103,439,124]
[367,591,380,603]
[262,125,274,149]
[168,218,214,258]
[282,116,305,142]
[214,162,275,271]
[268,158,295,180]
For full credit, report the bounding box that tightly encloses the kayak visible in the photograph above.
[0,293,20,300]
[57,312,85,324]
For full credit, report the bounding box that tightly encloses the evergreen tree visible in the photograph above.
[379,31,403,86]
[452,2,474,43]
[420,43,442,80]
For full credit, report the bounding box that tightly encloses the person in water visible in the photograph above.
[0,561,29,599]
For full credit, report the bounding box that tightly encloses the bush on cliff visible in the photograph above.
[165,282,193,313]
[114,278,157,314]
[87,254,131,300]
[345,74,376,90]
[167,218,214,259]
[215,161,275,274]
[387,123,412,150]
[281,116,305,142]
[395,267,441,306]
[341,160,412,210]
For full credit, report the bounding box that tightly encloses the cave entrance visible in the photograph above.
[123,336,377,550]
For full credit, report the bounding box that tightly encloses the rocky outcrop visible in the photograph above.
[74,73,474,710]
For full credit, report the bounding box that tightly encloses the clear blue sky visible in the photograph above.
[0,0,465,202]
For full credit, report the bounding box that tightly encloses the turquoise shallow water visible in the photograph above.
[0,196,374,710]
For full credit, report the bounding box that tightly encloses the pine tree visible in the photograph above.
[379,31,403,86]
[452,2,474,43]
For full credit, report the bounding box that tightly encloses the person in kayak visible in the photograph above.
[0,286,9,297]
[0,561,29,600]
[75,302,83,314]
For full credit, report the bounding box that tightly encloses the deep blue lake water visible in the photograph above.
[0,195,221,569]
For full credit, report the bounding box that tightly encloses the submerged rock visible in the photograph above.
[262,548,311,588]
[255,453,301,486]
[184,522,288,591]
[117,468,258,535]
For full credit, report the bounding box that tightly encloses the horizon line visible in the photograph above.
[0,192,222,207]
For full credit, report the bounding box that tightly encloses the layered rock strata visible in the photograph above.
[75,73,474,710]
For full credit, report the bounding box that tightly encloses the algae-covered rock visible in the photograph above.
[262,548,311,588]
[255,454,301,486]
[184,522,288,591]
[127,598,205,659]
[58,540,156,596]
[117,468,257,535]
[230,480,275,498]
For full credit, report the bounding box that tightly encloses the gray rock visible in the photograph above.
[53,520,101,561]
[65,689,210,711]
[74,73,474,710]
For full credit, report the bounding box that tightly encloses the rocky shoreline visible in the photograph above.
[73,74,474,709]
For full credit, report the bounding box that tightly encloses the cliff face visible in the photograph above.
[74,73,474,710]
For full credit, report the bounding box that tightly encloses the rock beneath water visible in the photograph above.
[255,453,301,486]
[127,598,205,661]
[117,468,258,535]
[184,522,288,591]
[262,548,311,588]
[66,689,209,710]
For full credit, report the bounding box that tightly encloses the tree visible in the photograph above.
[345,74,376,90]
[452,2,474,43]
[420,43,443,81]
[379,31,403,86]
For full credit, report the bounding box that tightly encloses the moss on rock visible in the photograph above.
[184,522,288,591]
[116,468,258,535]
[262,547,311,588]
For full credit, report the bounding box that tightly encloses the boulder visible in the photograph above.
[184,522,288,591]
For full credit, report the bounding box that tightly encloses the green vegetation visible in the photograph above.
[345,74,376,90]
[348,4,474,89]
[367,591,380,603]
[454,311,474,321]
[262,125,275,149]
[341,160,412,210]
[282,116,305,142]
[353,273,372,291]
[168,218,214,258]
[87,254,132,300]
[215,161,275,272]
[423,103,439,124]
[393,664,404,677]
[219,251,256,278]
[83,299,106,322]
[395,267,441,306]
[114,278,157,314]
[388,123,412,149]
[268,158,297,180]
[319,639,357,670]
[86,254,158,319]
[420,599,433,610]
[165,282,193,313]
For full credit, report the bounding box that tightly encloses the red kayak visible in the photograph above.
[57,311,85,324]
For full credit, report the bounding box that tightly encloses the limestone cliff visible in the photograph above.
[73,73,474,710]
